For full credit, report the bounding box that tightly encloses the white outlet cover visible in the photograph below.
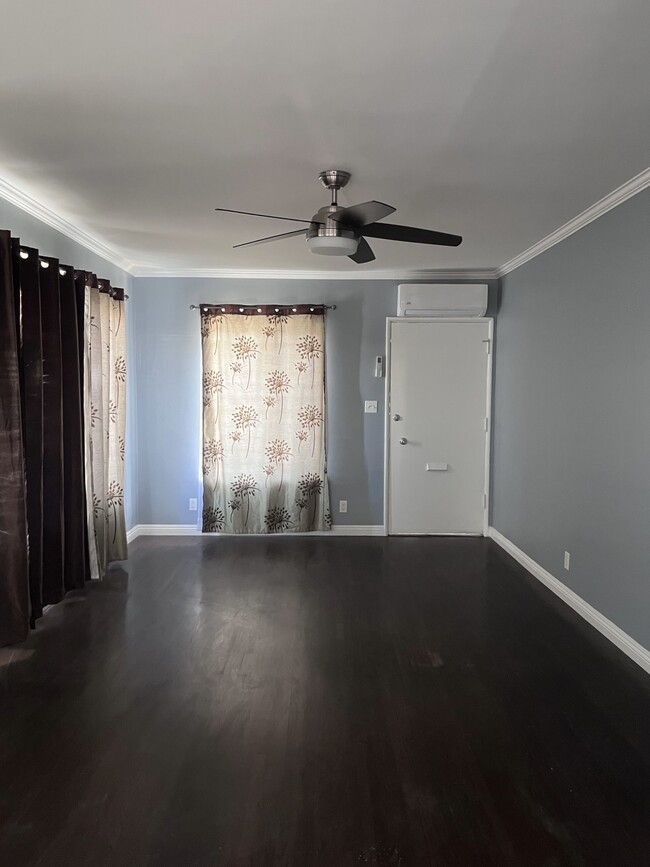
[364,400,378,413]
[339,500,348,513]
[189,498,198,511]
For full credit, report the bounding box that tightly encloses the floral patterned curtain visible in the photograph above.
[83,278,127,577]
[201,305,331,534]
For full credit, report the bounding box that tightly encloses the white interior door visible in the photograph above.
[387,319,491,535]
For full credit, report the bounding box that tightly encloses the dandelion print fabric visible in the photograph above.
[83,282,127,576]
[201,305,331,534]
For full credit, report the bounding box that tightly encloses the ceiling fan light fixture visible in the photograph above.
[306,234,359,256]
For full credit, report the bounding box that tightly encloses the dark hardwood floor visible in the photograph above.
[1,536,649,866]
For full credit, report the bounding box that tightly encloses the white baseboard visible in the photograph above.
[127,524,198,542]
[127,523,384,543]
[328,525,385,536]
[487,527,650,675]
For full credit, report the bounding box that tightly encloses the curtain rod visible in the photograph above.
[16,247,129,298]
[189,303,336,311]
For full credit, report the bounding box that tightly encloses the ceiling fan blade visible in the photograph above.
[216,207,318,225]
[331,200,396,227]
[233,229,307,249]
[362,222,462,247]
[349,237,376,264]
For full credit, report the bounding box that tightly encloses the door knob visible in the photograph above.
[393,414,401,421]
[399,437,408,445]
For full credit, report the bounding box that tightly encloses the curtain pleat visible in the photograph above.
[59,266,85,591]
[74,270,91,583]
[39,256,65,605]
[0,230,29,644]
[10,241,24,407]
[13,246,45,621]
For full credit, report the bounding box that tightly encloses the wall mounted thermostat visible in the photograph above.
[375,355,384,378]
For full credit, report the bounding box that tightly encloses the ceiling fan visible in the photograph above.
[215,170,462,264]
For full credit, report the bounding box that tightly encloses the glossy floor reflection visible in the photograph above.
[1,536,649,866]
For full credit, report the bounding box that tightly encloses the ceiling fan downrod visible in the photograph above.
[318,169,351,208]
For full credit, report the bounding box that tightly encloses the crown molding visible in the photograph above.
[128,265,499,281]
[3,166,649,283]
[0,178,495,280]
[0,176,135,274]
[497,166,650,278]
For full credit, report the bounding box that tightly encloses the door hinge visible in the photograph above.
[484,417,489,432]
[482,339,491,355]
[483,494,487,508]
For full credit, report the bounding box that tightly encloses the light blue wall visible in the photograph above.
[129,277,499,527]
[0,197,136,528]
[130,278,394,526]
[492,187,650,649]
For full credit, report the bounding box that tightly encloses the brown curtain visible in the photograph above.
[0,230,29,644]
[74,271,91,582]
[13,245,44,622]
[39,256,66,605]
[59,266,85,591]
[1,230,124,646]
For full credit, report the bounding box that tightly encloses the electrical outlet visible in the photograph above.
[364,400,378,413]
[339,500,348,513]
[564,551,570,571]
[189,498,198,511]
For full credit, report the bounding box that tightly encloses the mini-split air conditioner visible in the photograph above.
[397,284,488,317]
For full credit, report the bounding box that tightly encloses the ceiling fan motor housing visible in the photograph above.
[306,204,359,255]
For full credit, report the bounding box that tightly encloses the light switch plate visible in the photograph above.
[364,400,378,413]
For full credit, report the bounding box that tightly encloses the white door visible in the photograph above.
[387,320,491,535]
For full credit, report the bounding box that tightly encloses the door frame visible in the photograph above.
[383,317,494,537]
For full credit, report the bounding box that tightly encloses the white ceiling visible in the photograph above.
[1,0,649,274]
